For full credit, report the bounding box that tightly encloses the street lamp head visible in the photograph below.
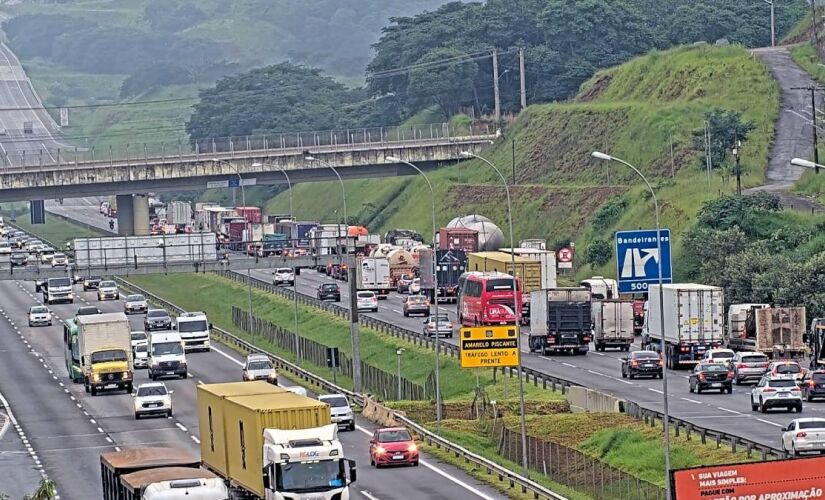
[305,156,317,161]
[791,158,817,169]
[385,156,400,162]
[251,162,262,167]
[591,151,613,161]
[459,151,473,158]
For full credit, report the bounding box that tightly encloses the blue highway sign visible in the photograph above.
[615,229,672,294]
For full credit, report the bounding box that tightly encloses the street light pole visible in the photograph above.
[396,348,405,400]
[387,156,442,427]
[764,0,775,47]
[460,150,529,477]
[591,151,671,500]
[305,155,362,393]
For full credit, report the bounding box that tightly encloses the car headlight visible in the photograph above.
[134,401,141,410]
[408,443,417,452]
[151,360,159,367]
[375,446,386,455]
[122,371,130,379]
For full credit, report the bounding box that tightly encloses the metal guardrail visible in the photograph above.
[221,270,789,461]
[114,276,565,500]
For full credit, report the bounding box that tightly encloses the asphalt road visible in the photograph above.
[0,260,503,498]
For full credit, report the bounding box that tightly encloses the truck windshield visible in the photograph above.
[49,278,71,287]
[152,342,183,356]
[90,350,127,364]
[177,320,207,333]
[276,460,344,493]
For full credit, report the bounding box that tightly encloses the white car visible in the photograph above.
[97,280,120,301]
[133,382,172,419]
[130,331,148,350]
[242,354,277,384]
[356,291,378,312]
[751,376,803,413]
[27,305,52,327]
[766,360,806,384]
[39,248,55,264]
[0,242,11,255]
[409,278,421,295]
[318,394,355,431]
[700,348,735,365]
[782,418,825,456]
[285,386,308,397]
[273,268,295,286]
[51,253,68,267]
[133,343,149,369]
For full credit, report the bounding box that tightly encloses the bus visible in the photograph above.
[63,318,83,383]
[456,271,522,326]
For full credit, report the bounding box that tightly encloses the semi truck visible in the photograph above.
[77,312,133,395]
[356,257,392,298]
[727,303,769,339]
[528,288,592,355]
[437,227,479,253]
[727,306,807,359]
[72,233,218,267]
[643,284,725,369]
[197,381,356,499]
[435,249,467,303]
[591,299,635,351]
[277,220,319,249]
[258,233,290,257]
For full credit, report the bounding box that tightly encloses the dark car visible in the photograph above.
[144,309,173,331]
[620,350,662,379]
[802,371,825,402]
[317,283,341,301]
[76,306,102,316]
[689,363,734,394]
[402,295,430,317]
[82,276,102,291]
[10,252,27,267]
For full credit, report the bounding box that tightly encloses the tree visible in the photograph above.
[407,48,478,118]
[692,109,756,170]
[584,239,612,267]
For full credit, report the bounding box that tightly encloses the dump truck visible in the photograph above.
[120,467,227,500]
[100,447,217,500]
[592,299,635,351]
[197,381,356,499]
[77,312,133,395]
[528,288,592,355]
[728,306,807,359]
[643,284,725,369]
[727,303,770,340]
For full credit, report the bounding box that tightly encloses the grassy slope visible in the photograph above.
[267,45,779,280]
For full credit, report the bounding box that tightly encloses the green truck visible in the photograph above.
[258,233,289,257]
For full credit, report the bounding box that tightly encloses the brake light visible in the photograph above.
[657,360,664,367]
[791,386,801,392]
[681,346,690,353]
[810,380,817,388]
[547,337,556,344]
[762,388,776,392]
[737,363,747,369]
[797,432,808,438]
[583,336,591,342]
[698,373,706,381]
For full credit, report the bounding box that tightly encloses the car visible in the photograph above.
[620,350,663,379]
[133,382,173,419]
[82,276,102,291]
[689,363,734,394]
[402,295,430,317]
[130,331,148,350]
[38,248,55,264]
[51,253,68,267]
[144,309,173,331]
[147,331,187,380]
[781,418,825,456]
[76,305,102,316]
[423,313,453,338]
[318,394,355,431]
[369,427,418,467]
[97,280,120,301]
[27,305,52,327]
[0,242,11,254]
[242,354,277,384]
[802,371,825,402]
[273,267,295,286]
[124,294,148,314]
[766,360,806,384]
[356,291,378,312]
[133,343,149,369]
[27,243,44,255]
[396,274,414,294]
[751,375,803,413]
[699,348,736,365]
[408,278,422,295]
[729,352,770,385]
[10,252,27,267]
[317,283,341,302]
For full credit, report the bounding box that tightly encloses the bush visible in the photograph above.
[585,239,612,266]
[590,195,628,232]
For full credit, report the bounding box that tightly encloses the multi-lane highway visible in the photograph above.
[0,239,503,498]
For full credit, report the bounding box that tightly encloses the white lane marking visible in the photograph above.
[561,362,576,368]
[353,426,496,499]
[648,388,663,394]
[615,378,634,385]
[717,407,741,415]
[681,398,703,405]
[591,351,605,356]
[361,491,381,500]
[756,418,783,427]
[210,345,243,366]
[176,422,188,432]
[392,309,402,314]
[191,435,200,444]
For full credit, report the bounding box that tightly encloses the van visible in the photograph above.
[147,331,187,380]
[174,311,210,351]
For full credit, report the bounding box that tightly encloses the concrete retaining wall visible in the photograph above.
[567,386,623,413]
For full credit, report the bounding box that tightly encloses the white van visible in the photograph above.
[148,331,187,380]
[175,311,210,351]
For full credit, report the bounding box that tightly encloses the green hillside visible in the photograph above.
[266,44,779,279]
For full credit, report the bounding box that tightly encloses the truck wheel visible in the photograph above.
[84,380,90,393]
[125,382,133,394]
[90,385,97,396]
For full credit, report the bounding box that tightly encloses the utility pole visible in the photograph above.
[512,139,516,184]
[765,0,775,47]
[518,47,527,109]
[704,120,712,184]
[348,265,362,392]
[733,137,742,195]
[813,0,820,55]
[792,86,823,173]
[492,48,501,127]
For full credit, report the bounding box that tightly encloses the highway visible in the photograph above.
[0,254,503,498]
[45,201,810,454]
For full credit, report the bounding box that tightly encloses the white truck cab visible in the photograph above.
[148,331,187,380]
[44,276,74,304]
[175,312,211,351]
[141,476,228,500]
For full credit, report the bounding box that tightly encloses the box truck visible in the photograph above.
[528,288,592,355]
[77,312,133,395]
[592,299,635,351]
[727,306,807,358]
[643,284,725,369]
[356,257,392,298]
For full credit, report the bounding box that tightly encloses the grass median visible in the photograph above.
[3,209,105,248]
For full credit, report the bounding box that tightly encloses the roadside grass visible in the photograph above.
[124,272,565,403]
[3,209,105,247]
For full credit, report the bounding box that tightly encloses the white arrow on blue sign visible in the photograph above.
[615,229,672,294]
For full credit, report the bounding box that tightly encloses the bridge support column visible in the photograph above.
[133,194,150,236]
[116,194,134,235]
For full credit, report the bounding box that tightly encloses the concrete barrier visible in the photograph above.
[567,386,623,413]
[361,396,405,427]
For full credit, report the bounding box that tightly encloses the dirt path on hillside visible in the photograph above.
[745,47,822,211]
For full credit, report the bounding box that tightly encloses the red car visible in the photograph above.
[369,427,418,467]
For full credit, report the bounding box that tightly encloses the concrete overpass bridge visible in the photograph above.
[0,122,494,234]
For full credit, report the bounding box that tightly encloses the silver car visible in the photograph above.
[318,394,355,431]
[97,280,120,301]
[423,313,453,338]
[729,352,769,385]
[242,354,277,384]
[28,305,52,327]
[124,294,148,314]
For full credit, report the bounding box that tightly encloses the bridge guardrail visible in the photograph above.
[114,276,566,500]
[219,270,788,461]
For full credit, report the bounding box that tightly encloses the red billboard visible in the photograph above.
[672,456,825,500]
